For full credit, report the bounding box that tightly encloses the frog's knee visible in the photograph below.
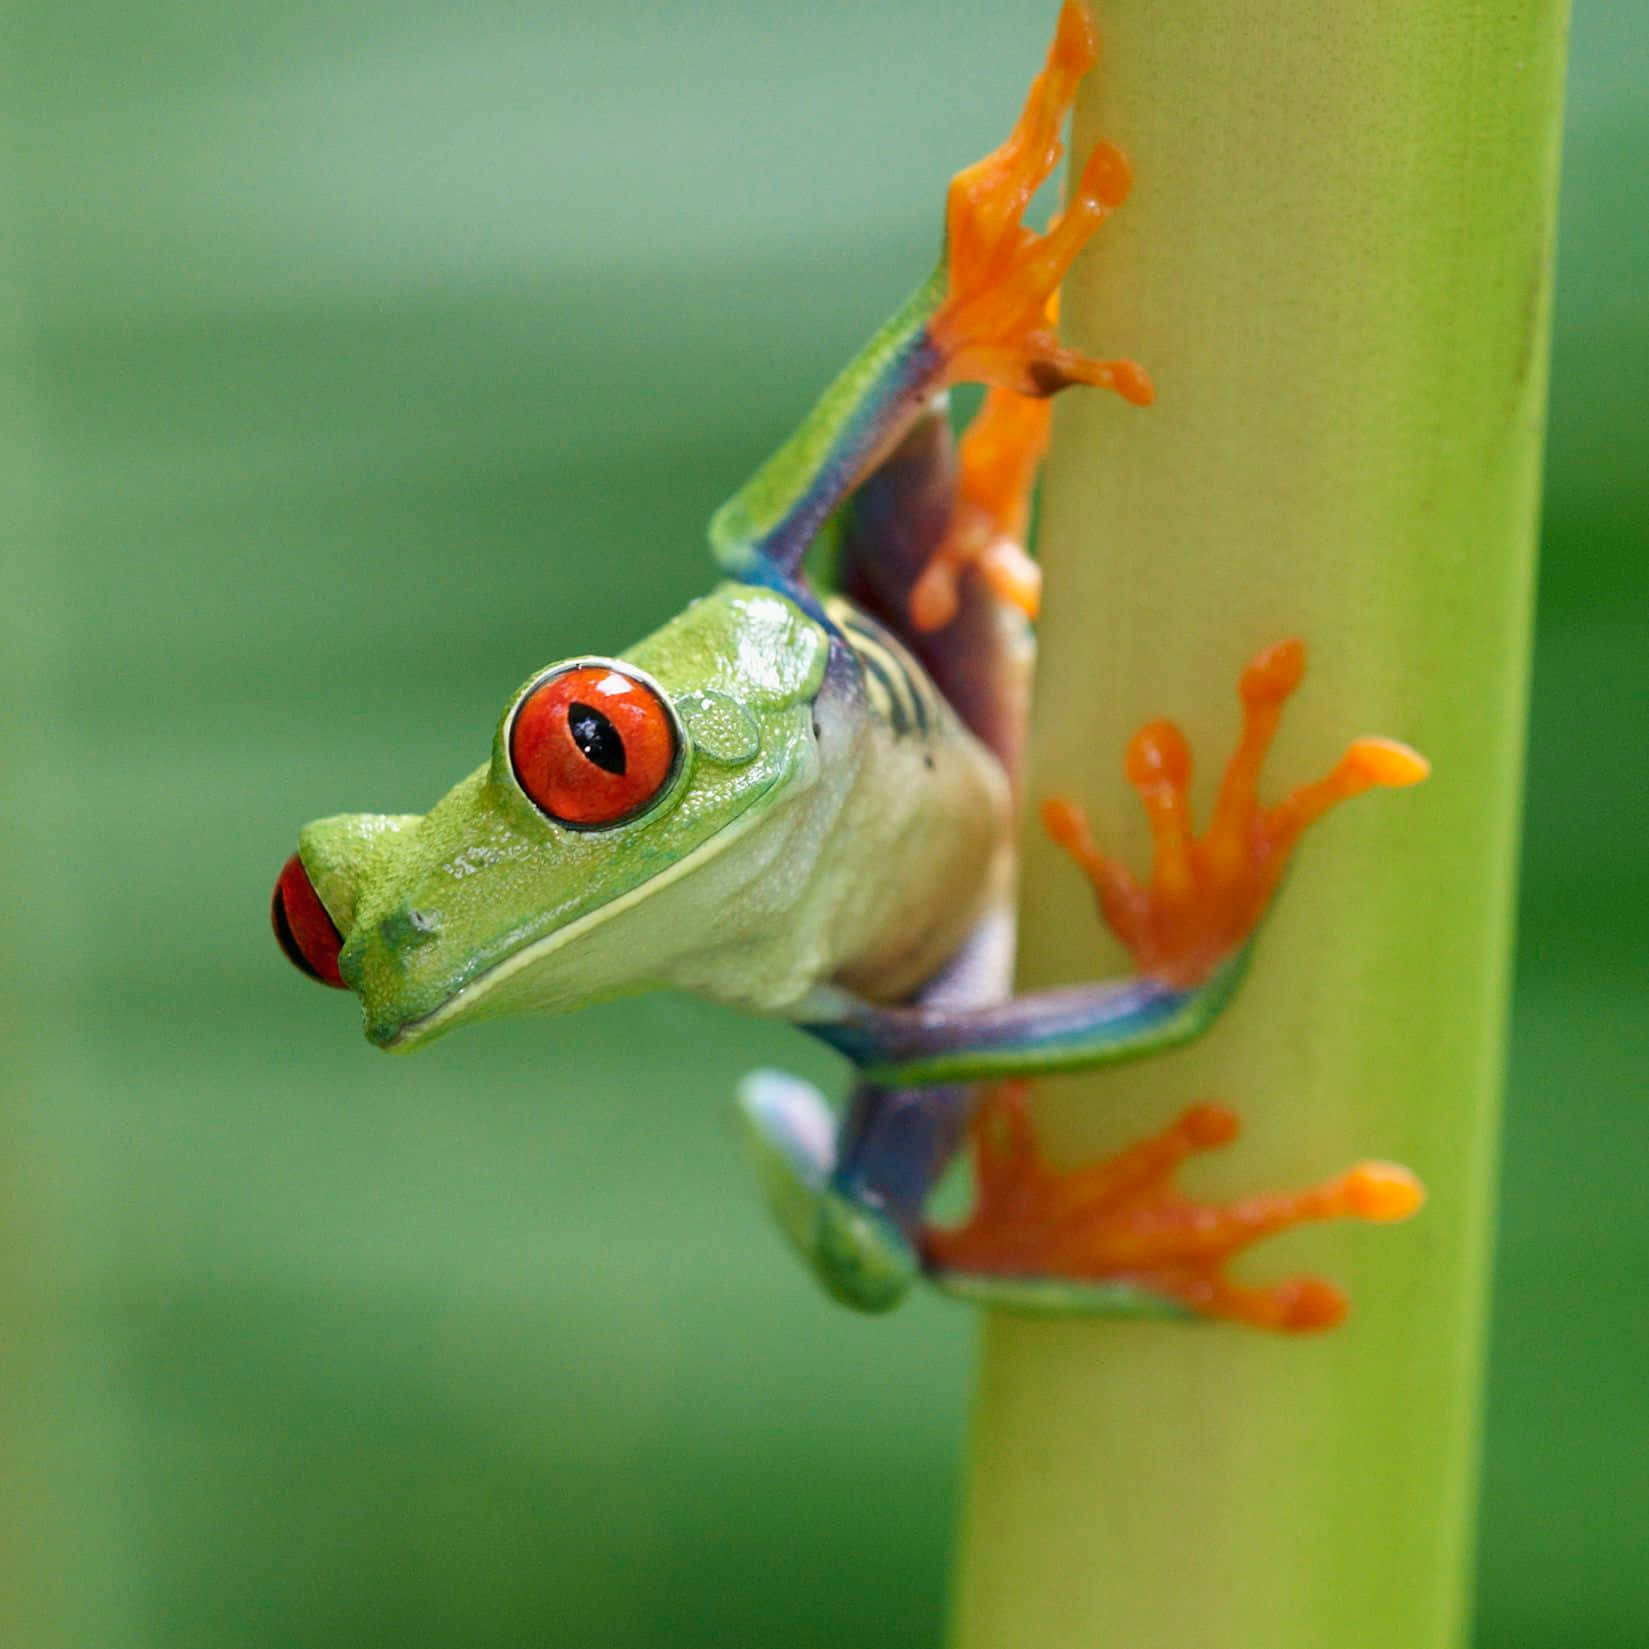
[814,1189,918,1314]
[737,1070,918,1314]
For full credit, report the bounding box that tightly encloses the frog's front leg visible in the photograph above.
[805,638,1430,1086]
[709,0,1147,592]
[756,640,1428,1327]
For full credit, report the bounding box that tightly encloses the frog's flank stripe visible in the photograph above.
[852,636,912,736]
[841,618,916,736]
[837,608,938,742]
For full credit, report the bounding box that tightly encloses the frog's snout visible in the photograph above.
[271,852,349,989]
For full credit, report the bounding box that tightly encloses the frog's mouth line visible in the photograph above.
[374,748,808,1051]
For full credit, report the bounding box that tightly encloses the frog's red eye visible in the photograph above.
[272,853,348,988]
[509,664,681,828]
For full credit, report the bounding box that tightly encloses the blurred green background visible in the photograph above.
[2,3,1643,1646]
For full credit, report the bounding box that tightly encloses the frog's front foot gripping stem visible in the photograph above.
[1044,637,1431,989]
[746,641,1428,1329]
[917,640,1428,1330]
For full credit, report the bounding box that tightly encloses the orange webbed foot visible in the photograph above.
[1041,639,1429,988]
[930,0,1152,408]
[923,1084,1424,1332]
[910,385,1050,632]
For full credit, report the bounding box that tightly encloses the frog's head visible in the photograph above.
[270,585,829,1050]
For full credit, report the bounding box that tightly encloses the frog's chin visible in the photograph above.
[368,1001,460,1052]
[363,902,642,1051]
[365,965,603,1051]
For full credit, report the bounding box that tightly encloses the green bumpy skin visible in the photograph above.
[299,583,1009,1052]
[306,586,823,1048]
[275,0,1429,1333]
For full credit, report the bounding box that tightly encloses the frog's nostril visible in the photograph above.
[272,853,349,989]
[381,908,441,950]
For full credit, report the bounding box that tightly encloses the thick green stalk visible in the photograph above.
[950,5,1568,1648]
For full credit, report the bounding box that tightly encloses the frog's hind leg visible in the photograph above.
[838,323,1063,783]
[738,883,1017,1315]
[924,1085,1423,1331]
[908,383,1051,637]
[709,0,1145,596]
[738,1069,972,1313]
[739,1064,1425,1330]
[839,0,1145,744]
[836,343,1051,654]
[933,0,1151,408]
[838,404,1036,775]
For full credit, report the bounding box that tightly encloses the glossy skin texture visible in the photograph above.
[295,586,1006,1051]
[274,1,1427,1330]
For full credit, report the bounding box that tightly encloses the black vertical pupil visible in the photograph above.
[567,703,626,774]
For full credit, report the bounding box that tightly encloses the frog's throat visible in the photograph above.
[374,752,804,1052]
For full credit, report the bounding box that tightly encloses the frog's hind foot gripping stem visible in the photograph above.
[931,0,1151,408]
[1044,638,1431,989]
[909,386,1051,634]
[924,1084,1424,1331]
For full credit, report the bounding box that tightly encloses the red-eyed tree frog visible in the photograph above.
[272,2,1428,1331]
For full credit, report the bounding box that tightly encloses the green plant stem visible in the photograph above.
[949,5,1569,1647]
